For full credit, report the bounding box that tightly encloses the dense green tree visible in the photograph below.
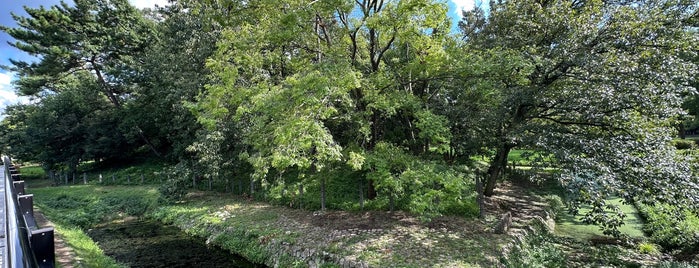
[457,0,698,234]
[1,0,160,156]
[127,3,219,160]
[1,72,128,171]
[194,0,460,210]
[0,104,39,162]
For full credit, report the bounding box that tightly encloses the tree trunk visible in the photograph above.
[367,179,377,199]
[92,60,162,158]
[484,145,512,196]
[679,123,686,139]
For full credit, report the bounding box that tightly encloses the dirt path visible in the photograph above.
[34,210,80,268]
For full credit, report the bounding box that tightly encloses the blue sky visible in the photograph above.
[0,0,477,116]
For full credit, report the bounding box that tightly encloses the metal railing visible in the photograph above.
[3,156,55,268]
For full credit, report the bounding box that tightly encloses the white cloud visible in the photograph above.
[128,0,170,9]
[0,72,29,116]
[451,0,476,17]
[0,73,10,86]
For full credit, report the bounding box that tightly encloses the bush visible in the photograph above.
[503,233,567,267]
[158,163,192,202]
[654,261,696,268]
[636,203,699,251]
[543,194,566,220]
[671,139,696,150]
[260,150,480,220]
[637,242,660,255]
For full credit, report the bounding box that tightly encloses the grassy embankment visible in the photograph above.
[20,166,126,267]
[23,163,162,267]
[23,163,503,267]
[25,150,699,267]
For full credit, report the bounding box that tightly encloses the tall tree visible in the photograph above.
[457,0,698,234]
[0,72,128,171]
[127,3,219,160]
[1,0,160,155]
[194,0,457,209]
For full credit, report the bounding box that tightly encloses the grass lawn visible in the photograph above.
[507,149,554,166]
[555,198,646,240]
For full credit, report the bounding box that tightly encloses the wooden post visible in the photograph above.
[83,173,87,184]
[321,177,326,211]
[389,195,395,212]
[298,184,304,209]
[476,176,485,219]
[72,173,76,184]
[127,174,131,184]
[112,174,116,183]
[359,179,364,210]
[64,172,68,185]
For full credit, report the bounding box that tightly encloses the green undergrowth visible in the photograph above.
[30,185,159,229]
[160,161,481,222]
[18,164,46,180]
[636,203,699,252]
[502,218,670,267]
[81,161,169,185]
[40,160,170,186]
[29,184,158,267]
[503,177,699,267]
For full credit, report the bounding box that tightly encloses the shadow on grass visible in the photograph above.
[555,198,646,240]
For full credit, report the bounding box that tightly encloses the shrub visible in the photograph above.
[654,261,696,268]
[503,233,567,267]
[636,203,699,251]
[43,194,88,209]
[671,139,696,150]
[543,194,566,220]
[637,242,660,255]
[158,163,192,202]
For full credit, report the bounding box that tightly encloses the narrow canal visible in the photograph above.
[87,220,262,268]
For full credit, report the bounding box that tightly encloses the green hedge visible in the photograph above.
[636,203,699,251]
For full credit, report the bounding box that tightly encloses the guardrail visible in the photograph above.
[3,156,55,268]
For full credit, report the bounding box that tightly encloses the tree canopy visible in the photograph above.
[1,0,697,234]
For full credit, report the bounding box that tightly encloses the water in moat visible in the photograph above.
[87,220,262,268]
